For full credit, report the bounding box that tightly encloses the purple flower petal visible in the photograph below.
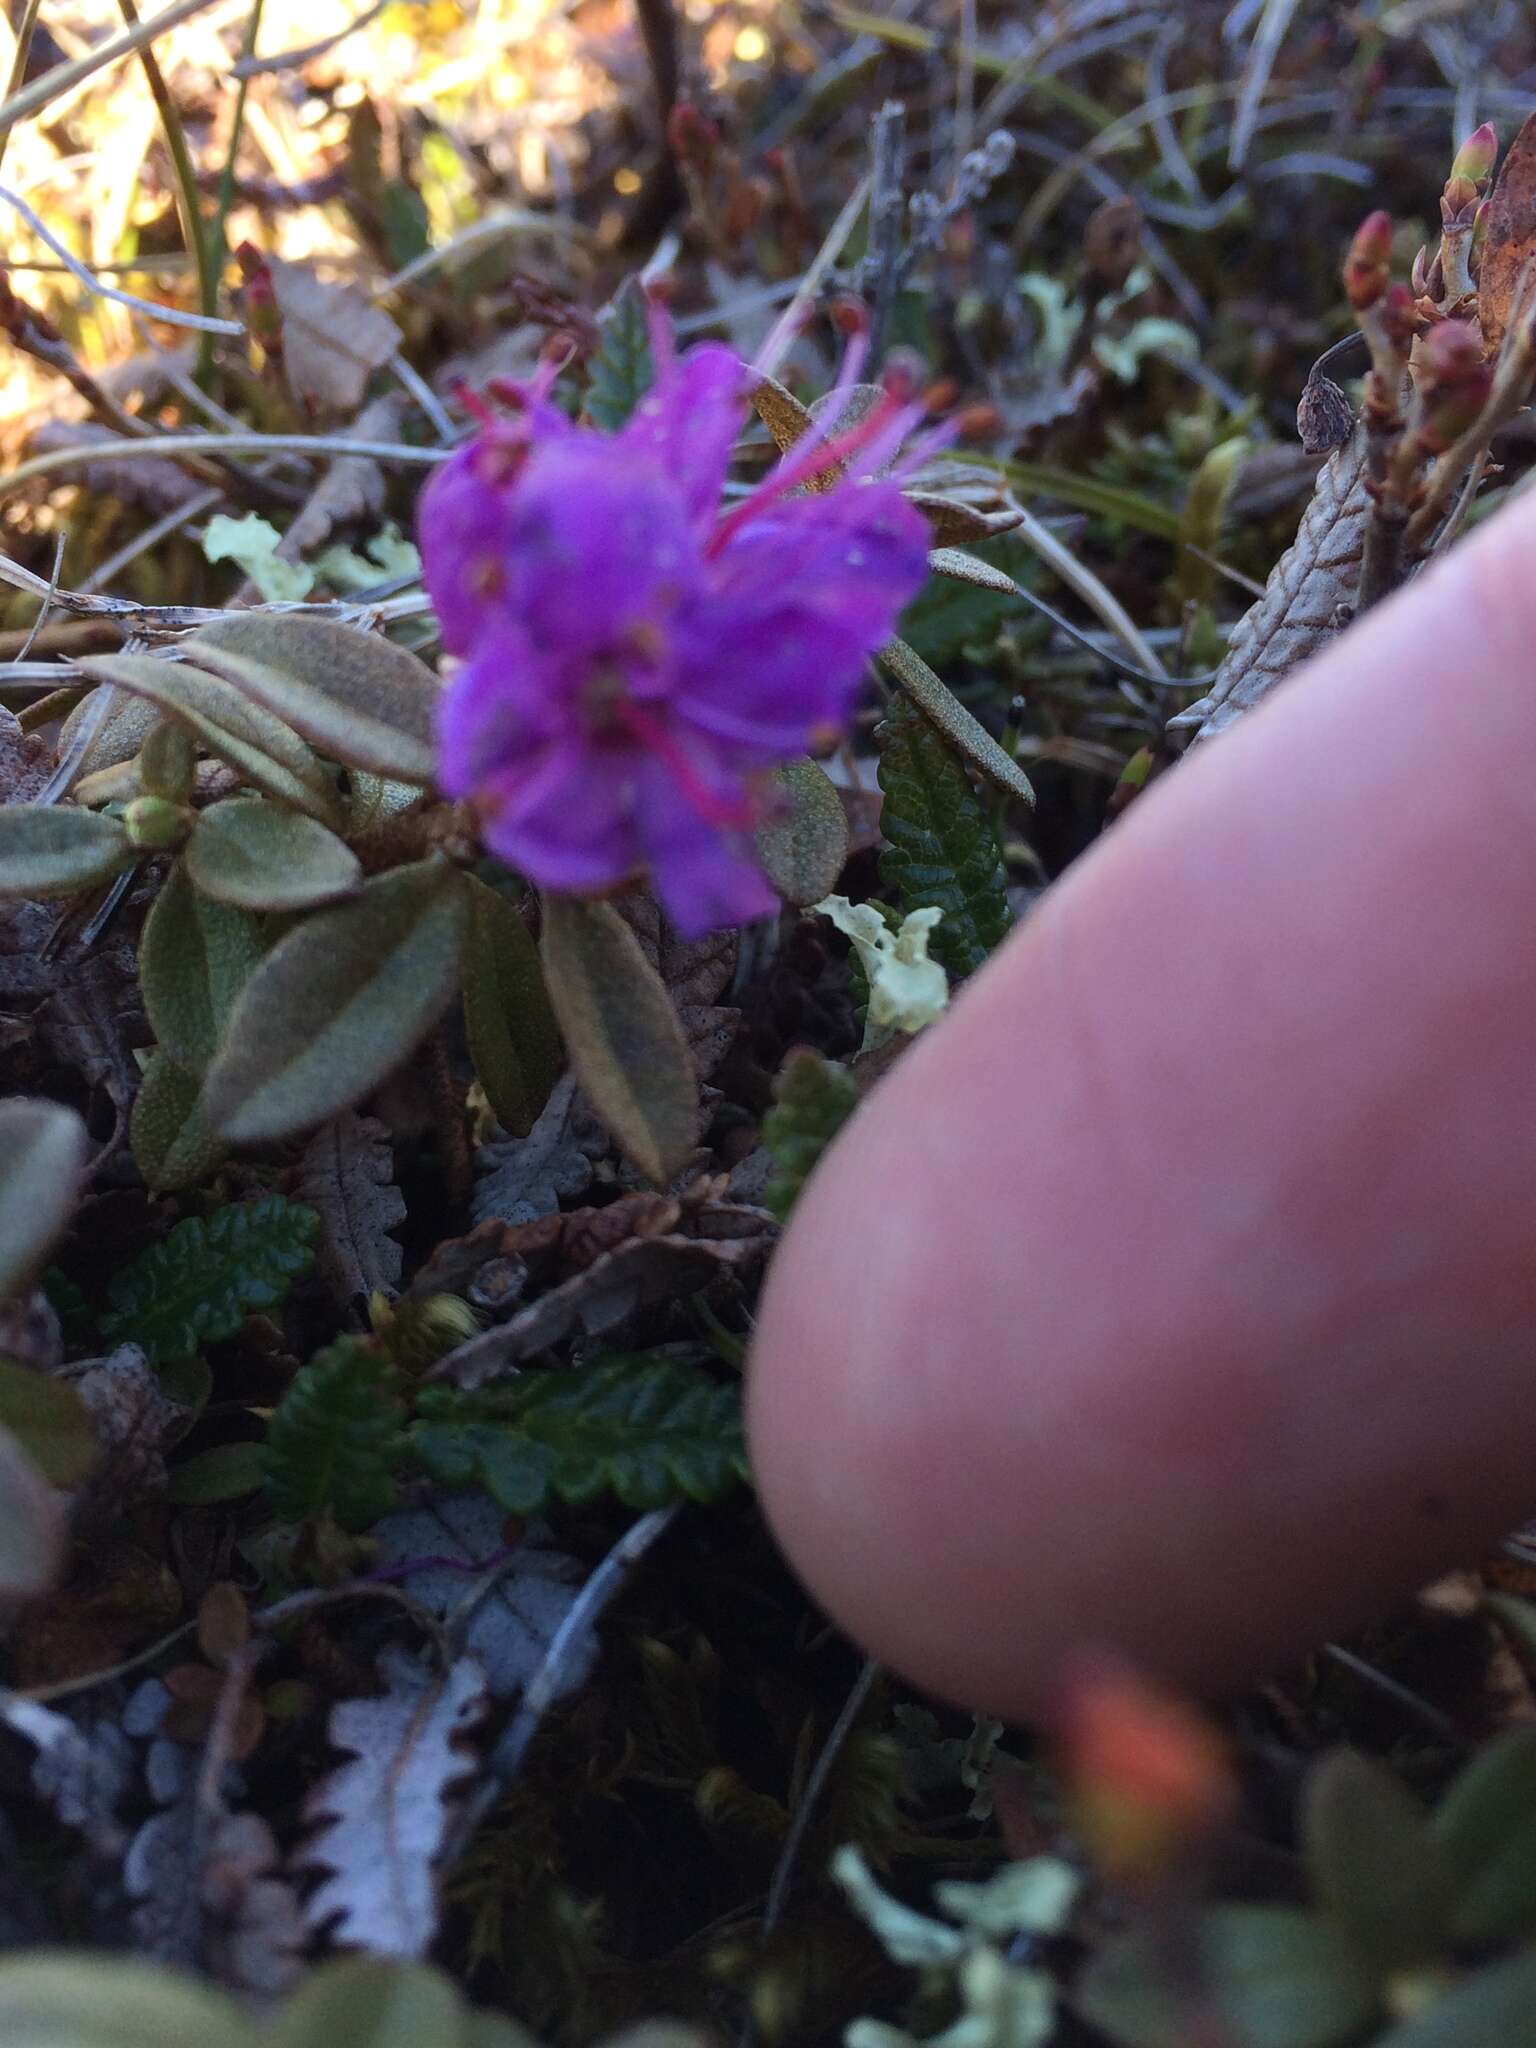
[619,342,749,532]
[479,736,640,893]
[436,626,554,797]
[634,753,777,937]
[417,439,526,656]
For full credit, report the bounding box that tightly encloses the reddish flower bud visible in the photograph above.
[1055,1658,1236,1884]
[666,100,720,167]
[1344,210,1394,310]
[1450,120,1498,193]
[1379,282,1422,350]
[1419,316,1485,385]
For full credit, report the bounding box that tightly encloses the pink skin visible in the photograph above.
[747,487,1536,1718]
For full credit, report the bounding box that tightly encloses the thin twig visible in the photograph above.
[231,0,386,76]
[1228,0,1303,171]
[753,173,872,380]
[199,0,267,383]
[0,0,43,171]
[862,101,906,363]
[0,183,241,336]
[114,0,214,330]
[0,0,225,137]
[762,1656,881,1937]
[1,430,444,503]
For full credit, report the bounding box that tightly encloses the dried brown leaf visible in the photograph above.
[1169,426,1370,748]
[267,256,402,415]
[1478,111,1536,354]
[296,1110,407,1311]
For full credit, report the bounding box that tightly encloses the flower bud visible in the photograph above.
[1450,121,1498,194]
[1344,210,1394,310]
[666,101,719,167]
[1379,282,1422,351]
[124,796,192,851]
[1418,316,1485,385]
[1055,1658,1236,1884]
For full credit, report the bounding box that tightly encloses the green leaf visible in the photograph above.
[0,1953,253,2047]
[137,719,196,804]
[584,278,654,430]
[1075,1905,1382,2048]
[201,512,316,602]
[185,798,362,912]
[202,857,469,1145]
[1431,1725,1536,1945]
[139,860,265,1076]
[1006,460,1182,540]
[461,875,563,1137]
[264,1337,403,1529]
[268,1956,541,2048]
[0,1099,89,1300]
[1375,1952,1536,2047]
[129,1049,228,1193]
[185,615,438,785]
[0,1358,96,1486]
[99,1195,319,1366]
[71,653,345,830]
[1303,1750,1452,1972]
[762,1050,860,1220]
[876,693,1012,979]
[0,805,132,901]
[878,637,1035,808]
[1174,435,1250,608]
[899,540,1041,668]
[167,1438,266,1505]
[754,759,849,908]
[538,894,697,1186]
[413,1354,747,1514]
[0,1423,65,1598]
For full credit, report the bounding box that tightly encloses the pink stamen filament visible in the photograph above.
[707,381,911,556]
[613,699,758,830]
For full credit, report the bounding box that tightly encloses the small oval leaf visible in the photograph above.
[139,861,265,1077]
[185,614,438,784]
[203,857,469,1144]
[138,717,196,803]
[130,1049,229,1192]
[0,1357,97,1486]
[461,875,563,1138]
[1303,1750,1452,1973]
[71,653,345,829]
[1433,1724,1536,1946]
[0,1424,65,1599]
[0,1952,254,2047]
[0,1098,89,1299]
[0,805,131,901]
[754,758,849,907]
[878,636,1036,806]
[186,798,362,911]
[538,894,698,1186]
[167,1439,266,1505]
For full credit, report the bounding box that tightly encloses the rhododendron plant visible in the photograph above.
[418,311,934,935]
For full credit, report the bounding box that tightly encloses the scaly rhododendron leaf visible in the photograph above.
[877,636,1035,807]
[185,799,362,912]
[0,1098,88,1301]
[129,1049,229,1193]
[461,875,563,1138]
[138,860,264,1076]
[0,805,132,901]
[754,758,849,907]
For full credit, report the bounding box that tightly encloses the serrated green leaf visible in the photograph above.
[1374,1952,1536,2047]
[264,1337,403,1528]
[99,1195,318,1366]
[585,279,654,430]
[754,759,849,907]
[412,1354,746,1514]
[0,805,132,901]
[1075,1905,1382,2048]
[0,1953,255,2047]
[878,637,1034,807]
[762,1049,860,1220]
[876,693,1012,979]
[139,860,264,1076]
[185,615,438,785]
[1432,1725,1536,1945]
[167,1438,265,1505]
[1303,1750,1451,1973]
[130,1050,228,1192]
[538,894,697,1186]
[186,798,362,911]
[0,1098,89,1300]
[71,653,345,830]
[462,875,563,1138]
[202,857,469,1145]
[0,1357,97,1486]
[0,1423,65,1598]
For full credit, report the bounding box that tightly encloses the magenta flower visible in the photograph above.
[418,313,933,936]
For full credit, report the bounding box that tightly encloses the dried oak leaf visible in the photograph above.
[300,1645,487,1958]
[472,1072,610,1226]
[1168,425,1369,748]
[1478,110,1536,354]
[267,256,402,414]
[613,887,740,1080]
[434,1185,776,1388]
[11,1540,182,1688]
[297,1110,407,1313]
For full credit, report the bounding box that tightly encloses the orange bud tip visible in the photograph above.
[1344,210,1394,309]
[831,296,870,338]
